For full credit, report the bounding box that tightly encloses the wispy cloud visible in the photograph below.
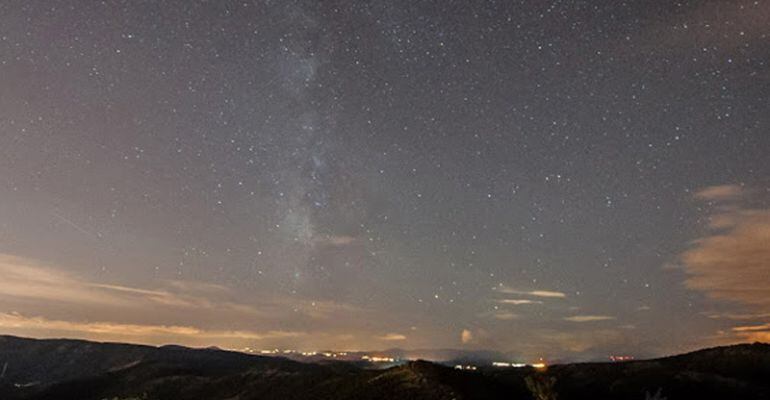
[0,253,364,334]
[710,322,770,345]
[494,285,567,298]
[529,290,567,298]
[478,310,520,321]
[679,188,770,308]
[496,299,543,305]
[0,312,304,341]
[0,255,119,306]
[564,315,615,322]
[376,333,407,341]
[677,185,770,347]
[694,184,745,201]
[491,312,518,321]
[0,254,267,317]
[703,312,770,321]
[731,323,770,332]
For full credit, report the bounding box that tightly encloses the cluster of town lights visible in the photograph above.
[491,361,547,369]
[241,347,554,369]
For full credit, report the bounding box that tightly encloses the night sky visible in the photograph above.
[1,1,769,361]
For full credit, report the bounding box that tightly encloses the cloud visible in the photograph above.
[703,312,770,321]
[166,280,231,294]
[377,333,407,341]
[694,184,744,201]
[0,255,125,307]
[0,312,304,341]
[0,254,385,351]
[735,330,770,342]
[564,315,615,322]
[731,323,770,332]
[529,290,567,298]
[710,323,770,345]
[677,185,770,348]
[0,254,269,316]
[0,253,366,337]
[497,299,543,305]
[89,284,205,308]
[461,329,474,344]
[494,285,567,298]
[492,312,519,321]
[478,310,520,321]
[679,193,770,308]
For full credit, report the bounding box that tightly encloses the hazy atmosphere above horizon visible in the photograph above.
[1,1,769,362]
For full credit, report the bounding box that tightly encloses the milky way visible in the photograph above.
[0,1,769,361]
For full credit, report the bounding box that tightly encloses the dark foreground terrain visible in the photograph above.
[1,335,769,400]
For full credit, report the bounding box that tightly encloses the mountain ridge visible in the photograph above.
[1,335,769,400]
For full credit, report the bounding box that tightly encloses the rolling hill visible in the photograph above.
[1,335,768,400]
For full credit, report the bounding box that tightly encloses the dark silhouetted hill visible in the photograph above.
[1,335,769,400]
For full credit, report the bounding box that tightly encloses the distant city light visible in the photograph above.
[362,355,396,363]
[493,361,546,368]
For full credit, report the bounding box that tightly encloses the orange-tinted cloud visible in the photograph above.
[707,324,770,346]
[0,253,366,323]
[460,329,474,344]
[0,253,376,349]
[704,311,770,321]
[0,312,304,341]
[733,330,770,343]
[377,333,407,341]
[497,299,543,305]
[680,208,770,307]
[679,185,770,346]
[0,254,269,316]
[492,312,519,321]
[731,323,770,332]
[564,315,615,323]
[694,184,744,201]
